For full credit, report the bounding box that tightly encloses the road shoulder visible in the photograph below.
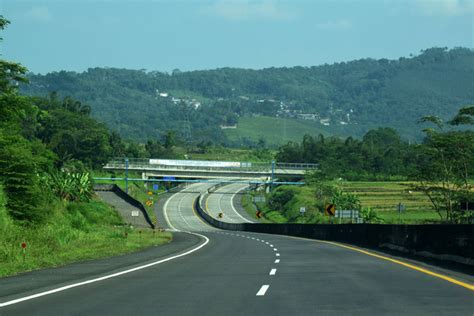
[0,232,202,302]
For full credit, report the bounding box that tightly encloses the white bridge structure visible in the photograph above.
[103,158,318,181]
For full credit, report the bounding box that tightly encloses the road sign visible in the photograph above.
[300,207,306,215]
[131,210,140,217]
[325,204,336,216]
[153,184,159,191]
[147,191,153,196]
[256,210,262,219]
[218,212,223,218]
[163,176,176,181]
[145,200,153,207]
[21,242,27,249]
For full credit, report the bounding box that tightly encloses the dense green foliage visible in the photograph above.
[0,16,173,277]
[275,107,473,222]
[276,127,420,180]
[22,47,474,144]
[412,109,474,223]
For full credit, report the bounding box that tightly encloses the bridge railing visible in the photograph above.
[103,158,318,173]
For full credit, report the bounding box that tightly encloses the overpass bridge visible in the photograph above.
[103,158,318,181]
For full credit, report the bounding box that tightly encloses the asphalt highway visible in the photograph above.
[204,183,256,223]
[1,183,473,315]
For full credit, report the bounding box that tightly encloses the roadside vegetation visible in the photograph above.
[0,17,171,278]
[246,183,435,224]
[272,107,473,223]
[0,187,171,277]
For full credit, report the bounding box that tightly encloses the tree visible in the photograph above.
[413,106,474,222]
[145,140,165,158]
[163,131,176,149]
[0,133,51,224]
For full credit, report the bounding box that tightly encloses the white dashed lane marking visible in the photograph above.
[256,285,270,296]
[216,232,282,298]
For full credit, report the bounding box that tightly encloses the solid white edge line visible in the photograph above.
[269,269,277,275]
[256,285,270,296]
[230,185,254,223]
[0,187,213,308]
[0,232,210,308]
[163,188,179,231]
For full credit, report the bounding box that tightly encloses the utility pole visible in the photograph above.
[270,160,275,191]
[125,158,129,194]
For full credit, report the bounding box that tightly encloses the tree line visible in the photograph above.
[21,47,474,143]
[275,109,474,222]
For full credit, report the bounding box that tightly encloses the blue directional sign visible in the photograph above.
[163,176,176,181]
[153,184,159,190]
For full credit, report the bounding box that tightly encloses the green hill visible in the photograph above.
[224,116,331,147]
[21,47,474,144]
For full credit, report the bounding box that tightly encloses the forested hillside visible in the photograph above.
[22,47,474,145]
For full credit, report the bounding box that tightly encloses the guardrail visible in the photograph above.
[194,195,474,265]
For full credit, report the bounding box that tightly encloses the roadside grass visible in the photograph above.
[224,116,330,146]
[0,191,172,278]
[251,181,441,224]
[240,192,288,223]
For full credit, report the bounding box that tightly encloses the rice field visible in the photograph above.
[340,181,439,223]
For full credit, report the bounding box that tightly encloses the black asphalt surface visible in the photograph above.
[1,183,473,315]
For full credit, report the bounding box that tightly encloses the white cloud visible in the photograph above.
[203,0,295,21]
[415,0,474,16]
[24,6,53,23]
[316,19,352,30]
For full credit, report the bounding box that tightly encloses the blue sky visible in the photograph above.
[1,0,473,74]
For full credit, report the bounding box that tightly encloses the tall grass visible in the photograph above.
[0,186,172,278]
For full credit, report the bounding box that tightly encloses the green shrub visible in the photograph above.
[43,171,93,202]
[360,207,384,223]
[268,186,295,210]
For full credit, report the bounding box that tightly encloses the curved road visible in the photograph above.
[204,183,256,223]
[1,183,473,315]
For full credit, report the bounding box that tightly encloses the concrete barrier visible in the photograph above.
[195,196,474,265]
[94,184,155,229]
